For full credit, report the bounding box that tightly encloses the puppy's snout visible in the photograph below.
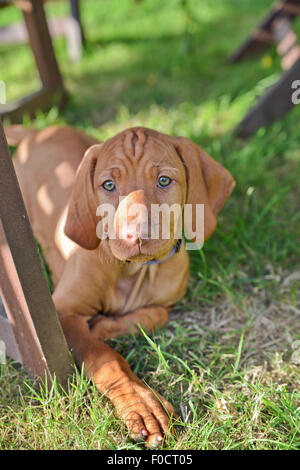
[120,222,149,245]
[115,190,150,246]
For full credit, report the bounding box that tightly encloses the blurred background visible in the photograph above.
[1,0,299,135]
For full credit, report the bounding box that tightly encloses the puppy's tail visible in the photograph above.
[4,125,37,146]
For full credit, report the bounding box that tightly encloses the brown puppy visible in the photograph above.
[6,125,235,446]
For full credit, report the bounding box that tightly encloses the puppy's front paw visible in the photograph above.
[110,380,177,447]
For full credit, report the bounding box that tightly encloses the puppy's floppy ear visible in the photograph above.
[64,144,102,249]
[171,136,235,241]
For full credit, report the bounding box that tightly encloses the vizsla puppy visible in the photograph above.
[6,125,235,446]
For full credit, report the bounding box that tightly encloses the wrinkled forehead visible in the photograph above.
[98,128,180,168]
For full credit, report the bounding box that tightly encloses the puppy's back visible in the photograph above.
[6,125,100,285]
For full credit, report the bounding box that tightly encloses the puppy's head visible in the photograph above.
[64,127,235,262]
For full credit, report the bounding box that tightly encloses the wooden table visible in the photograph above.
[229,0,300,137]
[0,0,68,122]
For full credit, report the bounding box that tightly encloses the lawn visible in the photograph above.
[0,0,299,450]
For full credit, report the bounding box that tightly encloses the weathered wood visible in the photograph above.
[0,86,67,122]
[0,0,68,123]
[235,57,300,137]
[229,0,300,63]
[22,0,64,90]
[0,121,73,387]
[230,0,300,136]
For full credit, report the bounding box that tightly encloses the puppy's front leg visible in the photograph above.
[89,306,169,341]
[58,311,175,446]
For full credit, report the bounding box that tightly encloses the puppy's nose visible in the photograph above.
[120,223,148,245]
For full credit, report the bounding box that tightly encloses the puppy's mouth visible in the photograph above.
[108,237,175,264]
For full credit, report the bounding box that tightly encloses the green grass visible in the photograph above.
[0,0,299,450]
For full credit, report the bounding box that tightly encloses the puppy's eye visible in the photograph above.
[102,180,116,191]
[158,176,172,188]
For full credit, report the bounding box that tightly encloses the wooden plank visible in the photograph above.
[70,0,85,45]
[230,1,300,136]
[0,121,72,387]
[235,57,300,137]
[228,0,300,63]
[21,0,65,91]
[0,0,68,122]
[228,25,274,64]
[0,86,67,122]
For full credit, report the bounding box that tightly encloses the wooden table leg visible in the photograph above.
[22,0,64,90]
[0,0,67,122]
[70,0,85,45]
[0,121,72,387]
